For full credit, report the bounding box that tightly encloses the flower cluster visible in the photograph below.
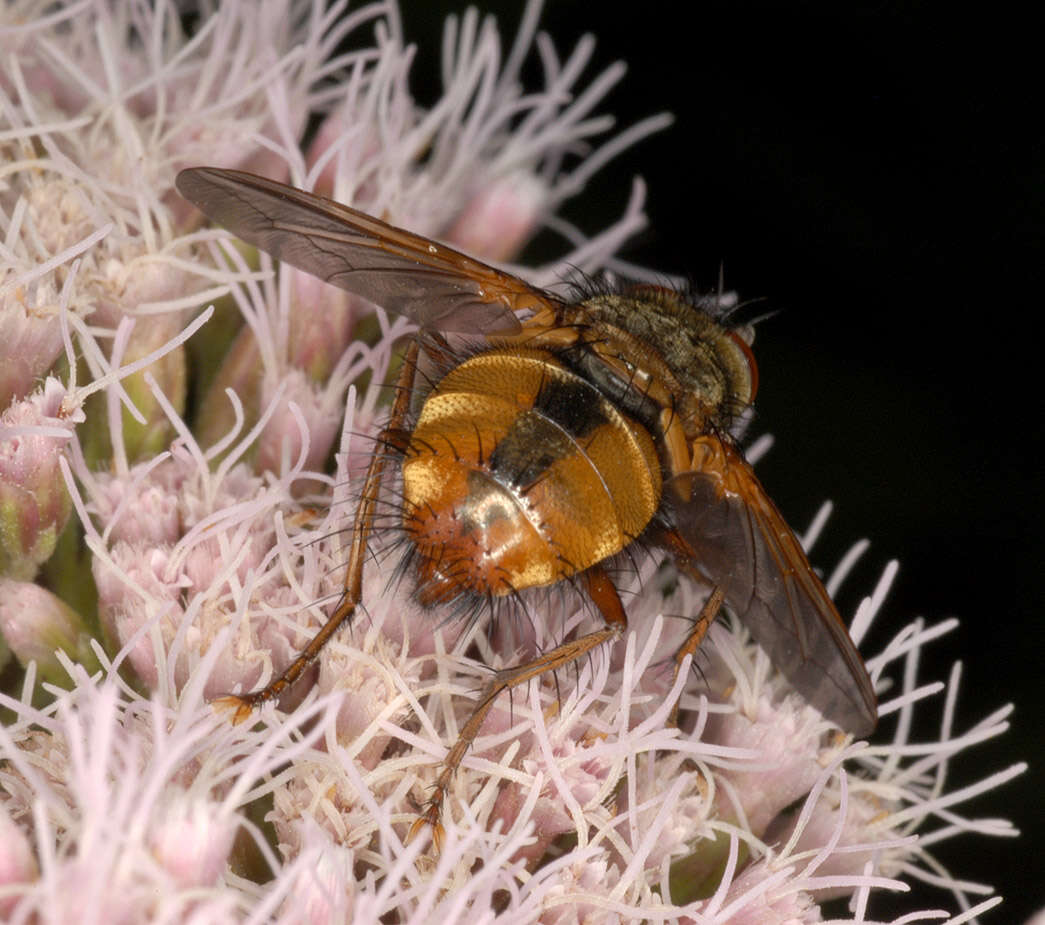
[0,1,1023,922]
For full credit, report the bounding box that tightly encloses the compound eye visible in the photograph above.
[726,330,759,403]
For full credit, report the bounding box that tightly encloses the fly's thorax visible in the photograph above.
[561,289,758,436]
[400,347,661,604]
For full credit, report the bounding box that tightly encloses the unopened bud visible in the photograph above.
[257,370,343,479]
[0,805,37,918]
[149,795,237,889]
[443,172,545,263]
[0,379,76,579]
[0,293,64,408]
[0,580,101,685]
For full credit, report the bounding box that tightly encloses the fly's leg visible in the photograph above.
[652,526,729,727]
[213,339,420,723]
[410,564,627,850]
[668,585,725,727]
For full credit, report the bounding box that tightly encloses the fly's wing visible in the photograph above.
[175,167,560,334]
[665,435,877,736]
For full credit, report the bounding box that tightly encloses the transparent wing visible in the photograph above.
[665,435,877,736]
[176,168,563,334]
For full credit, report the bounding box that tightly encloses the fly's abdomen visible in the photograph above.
[401,348,661,605]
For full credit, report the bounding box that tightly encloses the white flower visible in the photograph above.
[0,2,1024,923]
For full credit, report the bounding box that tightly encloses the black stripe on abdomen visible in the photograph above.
[488,374,609,490]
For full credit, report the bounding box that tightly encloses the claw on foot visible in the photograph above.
[211,694,259,725]
[407,804,445,853]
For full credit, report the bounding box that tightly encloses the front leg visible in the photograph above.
[214,339,421,722]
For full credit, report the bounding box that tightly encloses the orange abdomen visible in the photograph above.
[401,348,662,605]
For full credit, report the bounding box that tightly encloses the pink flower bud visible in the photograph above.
[539,855,617,925]
[492,726,611,865]
[0,379,76,579]
[257,370,343,479]
[304,109,382,208]
[92,541,185,691]
[0,580,100,683]
[93,462,183,547]
[148,795,237,889]
[286,267,359,383]
[773,785,890,898]
[20,179,99,263]
[106,321,188,464]
[194,326,264,453]
[0,805,37,918]
[705,859,820,924]
[0,296,65,408]
[278,842,354,924]
[317,625,423,770]
[443,173,546,263]
[708,696,824,836]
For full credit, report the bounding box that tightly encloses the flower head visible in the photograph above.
[0,2,1024,923]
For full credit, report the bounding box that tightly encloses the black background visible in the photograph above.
[396,1,1041,919]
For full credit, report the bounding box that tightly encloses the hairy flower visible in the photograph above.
[0,379,78,579]
[0,1,1024,923]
